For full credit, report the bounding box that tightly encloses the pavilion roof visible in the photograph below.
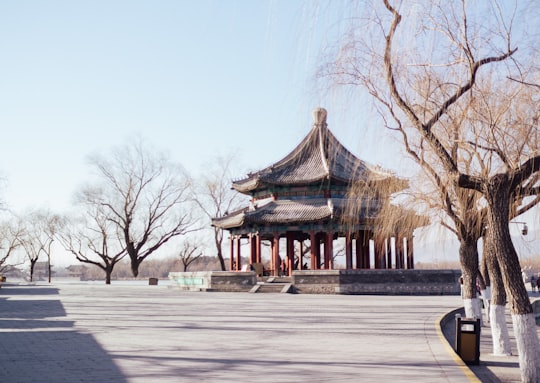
[211,197,380,230]
[232,108,398,194]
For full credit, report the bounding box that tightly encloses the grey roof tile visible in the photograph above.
[233,110,395,193]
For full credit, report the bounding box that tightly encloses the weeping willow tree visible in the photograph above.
[344,173,428,268]
[321,1,540,380]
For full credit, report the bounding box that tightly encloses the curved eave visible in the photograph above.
[232,176,260,194]
[211,209,246,229]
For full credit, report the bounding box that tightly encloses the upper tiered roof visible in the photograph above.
[232,108,397,194]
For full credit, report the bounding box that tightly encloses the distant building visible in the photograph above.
[66,265,88,280]
[33,261,53,280]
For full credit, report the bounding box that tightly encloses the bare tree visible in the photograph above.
[323,1,540,378]
[0,218,25,274]
[176,239,203,272]
[0,174,7,213]
[57,203,127,285]
[81,139,199,277]
[20,209,63,283]
[20,220,40,282]
[193,153,247,271]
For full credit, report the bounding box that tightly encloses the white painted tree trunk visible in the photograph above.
[511,313,540,383]
[463,298,475,318]
[490,304,511,355]
[481,287,491,321]
[473,298,484,326]
[463,298,484,324]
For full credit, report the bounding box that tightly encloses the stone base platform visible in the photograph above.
[169,269,461,295]
[292,269,462,295]
[168,271,256,292]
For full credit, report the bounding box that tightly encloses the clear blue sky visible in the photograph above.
[0,0,401,213]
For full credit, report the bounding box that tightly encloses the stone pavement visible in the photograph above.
[0,280,526,383]
[441,308,522,383]
[442,292,540,383]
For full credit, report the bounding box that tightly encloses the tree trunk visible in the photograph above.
[29,260,36,282]
[458,237,481,319]
[47,254,52,283]
[129,254,140,277]
[478,247,491,321]
[105,265,112,285]
[485,176,539,381]
[477,272,491,325]
[484,233,512,355]
[214,229,226,271]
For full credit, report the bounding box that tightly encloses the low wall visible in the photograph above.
[169,269,462,295]
[168,271,256,292]
[292,269,462,295]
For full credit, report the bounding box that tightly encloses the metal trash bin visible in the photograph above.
[455,316,480,365]
[149,277,159,285]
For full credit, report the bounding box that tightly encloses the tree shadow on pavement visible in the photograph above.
[0,284,128,383]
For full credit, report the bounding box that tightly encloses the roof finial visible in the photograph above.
[312,107,327,126]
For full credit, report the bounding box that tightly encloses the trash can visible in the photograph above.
[455,315,480,365]
[149,277,159,285]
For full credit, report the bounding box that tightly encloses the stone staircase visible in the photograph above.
[250,276,293,294]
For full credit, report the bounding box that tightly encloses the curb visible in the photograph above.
[437,308,481,383]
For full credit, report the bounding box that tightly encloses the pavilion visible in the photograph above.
[212,108,422,277]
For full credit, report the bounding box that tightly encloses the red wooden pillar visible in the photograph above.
[270,236,275,273]
[272,232,280,277]
[357,231,371,269]
[286,232,294,276]
[355,231,364,269]
[401,237,406,269]
[310,231,318,270]
[355,235,362,269]
[316,234,322,269]
[407,235,414,269]
[374,238,385,269]
[324,232,334,269]
[345,232,353,269]
[395,235,404,269]
[229,236,235,271]
[365,232,372,269]
[256,233,262,263]
[382,239,387,269]
[235,236,242,271]
[249,233,256,265]
[373,238,379,269]
[386,238,392,269]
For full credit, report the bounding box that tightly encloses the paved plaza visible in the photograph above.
[0,281,519,382]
